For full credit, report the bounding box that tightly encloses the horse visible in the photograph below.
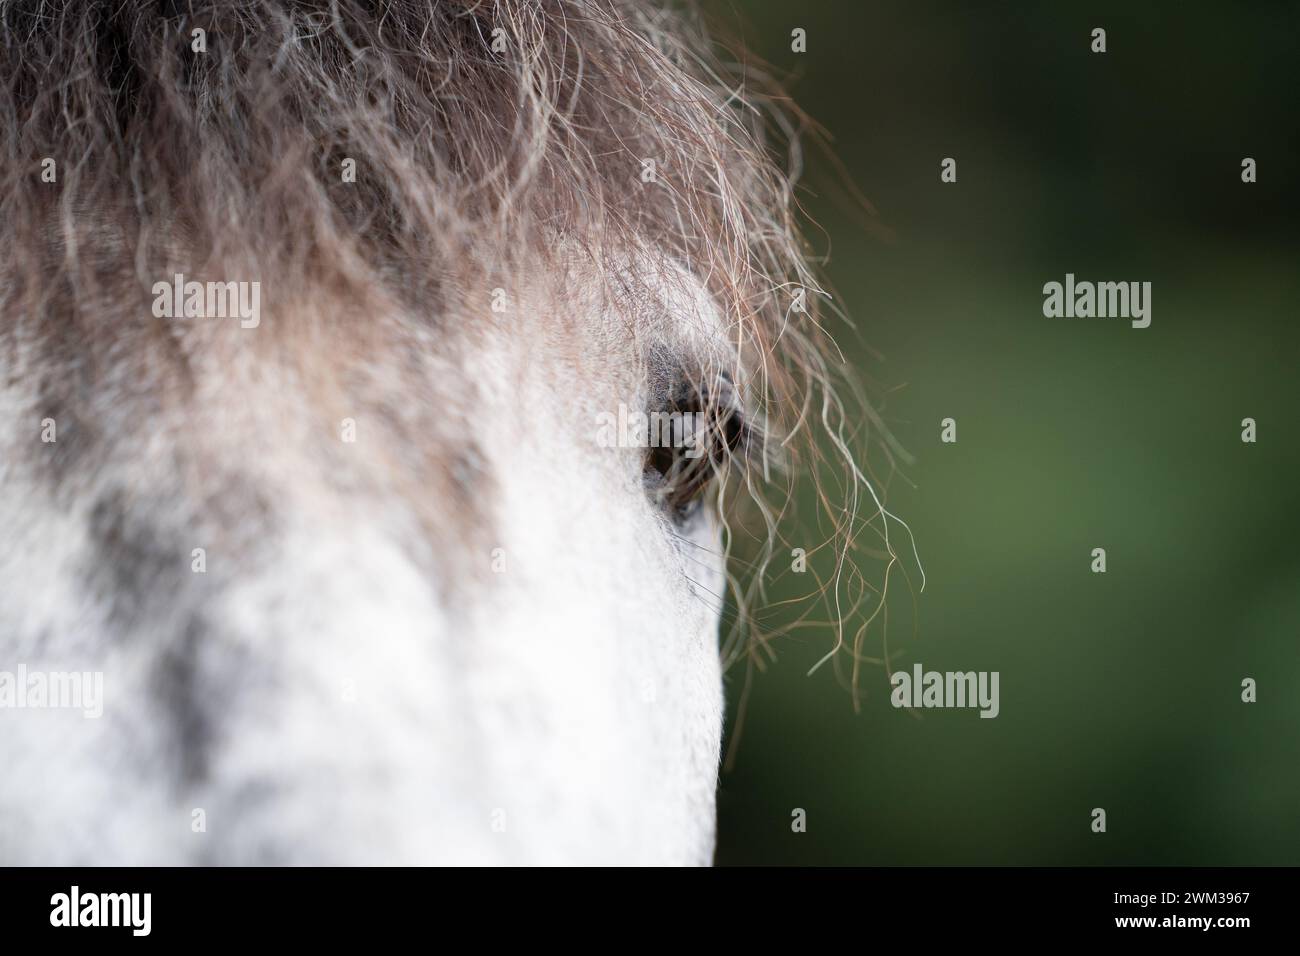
[0,0,905,864]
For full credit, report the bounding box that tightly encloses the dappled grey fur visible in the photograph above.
[0,1,905,863]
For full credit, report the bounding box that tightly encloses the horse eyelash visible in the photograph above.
[644,375,752,523]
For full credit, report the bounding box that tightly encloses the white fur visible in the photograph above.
[0,262,728,865]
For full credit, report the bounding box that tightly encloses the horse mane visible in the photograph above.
[0,0,918,711]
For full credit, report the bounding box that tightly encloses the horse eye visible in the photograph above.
[643,385,746,523]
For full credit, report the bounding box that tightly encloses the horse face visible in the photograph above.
[0,0,811,869]
[0,255,731,865]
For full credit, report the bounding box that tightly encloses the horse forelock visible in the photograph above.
[1,0,904,704]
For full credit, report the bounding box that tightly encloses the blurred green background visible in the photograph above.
[704,0,1300,864]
